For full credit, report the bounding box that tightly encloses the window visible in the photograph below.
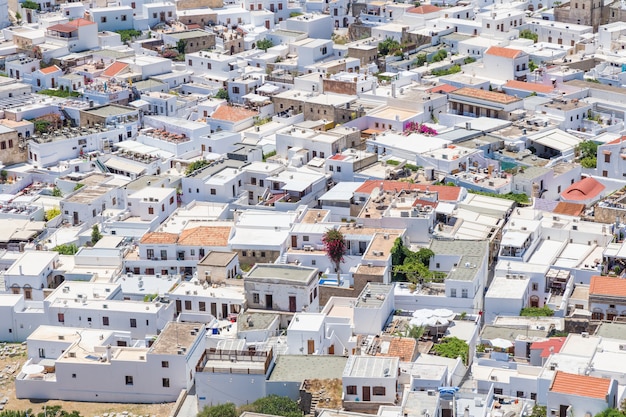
[72,373,76,378]
[259,180,264,187]
[161,250,167,260]
[532,283,539,291]
[130,318,137,328]
[153,12,157,18]
[372,386,386,396]
[337,166,341,172]
[461,289,468,298]
[188,59,193,66]
[516,391,524,398]
[170,196,174,205]
[329,165,334,171]
[210,188,216,195]
[191,249,195,256]
[242,250,247,257]
[253,293,260,303]
[232,87,240,94]
[162,378,170,388]
[605,154,611,163]
[530,393,537,400]
[278,2,282,9]
[261,251,266,257]
[147,249,154,259]
[199,302,206,311]
[303,236,309,242]
[101,16,107,23]
[494,388,503,395]
[347,385,357,395]
[121,14,127,21]
[148,207,154,215]
[125,375,134,386]
[162,361,169,368]
[451,289,457,298]
[57,313,65,323]
[184,300,192,310]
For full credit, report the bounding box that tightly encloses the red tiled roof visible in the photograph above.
[485,46,523,59]
[68,18,95,27]
[355,180,461,202]
[140,232,179,244]
[48,23,77,33]
[590,275,626,297]
[606,136,626,145]
[407,4,441,14]
[560,177,605,201]
[530,337,566,358]
[452,87,521,104]
[329,154,347,160]
[412,198,438,208]
[102,62,129,78]
[211,105,258,122]
[550,371,611,399]
[376,337,417,362]
[552,202,585,217]
[426,83,458,94]
[39,65,61,75]
[178,226,232,247]
[504,80,554,94]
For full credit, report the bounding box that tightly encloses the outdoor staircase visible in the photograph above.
[94,158,110,173]
[61,108,77,127]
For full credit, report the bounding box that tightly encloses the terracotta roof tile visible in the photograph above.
[140,232,179,244]
[178,226,231,247]
[606,136,626,145]
[102,62,129,78]
[552,202,585,217]
[504,80,554,94]
[451,87,521,105]
[376,337,417,362]
[355,180,461,202]
[69,18,95,27]
[39,65,61,75]
[407,4,441,14]
[590,275,626,297]
[485,46,523,59]
[530,337,566,358]
[560,177,605,201]
[211,105,258,123]
[426,83,458,94]
[550,371,611,399]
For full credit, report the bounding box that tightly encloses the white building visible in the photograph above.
[342,355,398,404]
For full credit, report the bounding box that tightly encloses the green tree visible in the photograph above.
[116,29,142,43]
[15,11,21,23]
[176,39,187,55]
[432,336,469,365]
[257,38,274,51]
[378,37,401,56]
[53,244,79,255]
[185,159,211,175]
[0,170,7,183]
[322,228,347,284]
[45,207,61,221]
[215,88,229,101]
[289,11,303,17]
[529,60,538,72]
[520,306,554,317]
[391,237,407,280]
[530,406,547,417]
[21,0,40,10]
[430,49,447,63]
[52,186,62,197]
[245,395,302,417]
[414,53,427,67]
[519,29,539,43]
[595,409,626,417]
[577,140,598,168]
[91,225,102,244]
[198,403,238,417]
[73,183,84,191]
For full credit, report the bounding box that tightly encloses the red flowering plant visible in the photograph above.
[322,228,347,285]
[403,121,438,136]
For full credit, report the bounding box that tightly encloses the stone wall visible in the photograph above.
[176,0,224,10]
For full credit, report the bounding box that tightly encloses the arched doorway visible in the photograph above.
[530,295,540,308]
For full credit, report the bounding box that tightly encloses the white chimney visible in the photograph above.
[391,82,397,98]
[106,345,112,362]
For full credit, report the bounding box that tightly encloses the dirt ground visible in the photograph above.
[0,344,176,417]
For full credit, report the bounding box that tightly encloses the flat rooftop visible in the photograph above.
[268,355,348,381]
[246,264,317,284]
[343,355,398,378]
[150,321,204,355]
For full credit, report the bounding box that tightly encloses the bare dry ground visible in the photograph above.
[0,344,175,417]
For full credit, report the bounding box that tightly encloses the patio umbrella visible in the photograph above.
[433,308,454,318]
[412,309,434,319]
[490,338,514,349]
[22,364,44,375]
[409,317,431,327]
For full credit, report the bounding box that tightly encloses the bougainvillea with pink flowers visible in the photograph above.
[403,121,438,136]
[322,228,347,284]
